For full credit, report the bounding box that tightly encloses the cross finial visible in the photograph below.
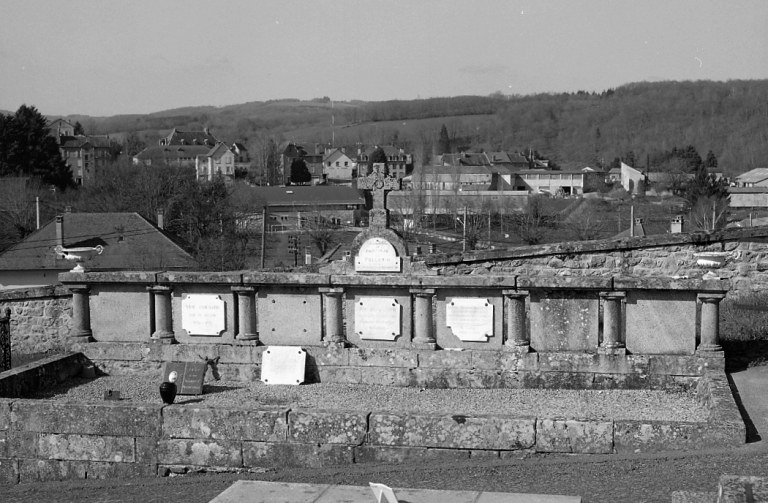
[358,163,400,229]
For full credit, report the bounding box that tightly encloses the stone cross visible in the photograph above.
[357,163,400,229]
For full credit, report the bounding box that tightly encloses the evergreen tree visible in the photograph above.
[289,158,311,185]
[0,105,74,190]
[438,124,451,154]
[73,121,85,135]
[368,146,388,175]
[704,150,718,168]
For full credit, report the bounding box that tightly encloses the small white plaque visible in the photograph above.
[261,346,306,385]
[355,237,401,272]
[181,294,225,336]
[355,297,401,340]
[446,297,494,342]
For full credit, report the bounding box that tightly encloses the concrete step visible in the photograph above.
[209,481,582,503]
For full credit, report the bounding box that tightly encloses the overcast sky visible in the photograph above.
[2,0,767,117]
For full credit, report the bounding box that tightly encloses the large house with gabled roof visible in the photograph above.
[0,211,197,289]
[48,118,113,186]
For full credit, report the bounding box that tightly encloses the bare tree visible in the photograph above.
[690,195,729,231]
[508,195,551,245]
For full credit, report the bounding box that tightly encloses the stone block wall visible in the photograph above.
[73,343,724,391]
[0,286,72,354]
[0,368,743,483]
[425,226,768,298]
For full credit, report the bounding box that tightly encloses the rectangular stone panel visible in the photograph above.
[435,290,503,350]
[345,289,412,349]
[613,421,708,453]
[90,285,150,342]
[12,402,162,437]
[368,413,535,450]
[355,297,401,341]
[242,441,354,469]
[287,410,368,445]
[163,407,287,441]
[172,286,236,344]
[529,290,599,351]
[625,291,696,355]
[258,288,321,345]
[157,439,243,467]
[535,419,614,454]
[38,433,135,462]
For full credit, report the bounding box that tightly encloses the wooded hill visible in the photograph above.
[62,80,768,177]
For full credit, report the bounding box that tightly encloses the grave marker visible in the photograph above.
[356,297,401,340]
[162,361,207,395]
[181,294,225,336]
[446,297,494,342]
[261,346,306,385]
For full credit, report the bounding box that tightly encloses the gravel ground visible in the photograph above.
[29,375,708,422]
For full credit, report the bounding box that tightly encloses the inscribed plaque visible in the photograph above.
[355,297,401,340]
[162,361,207,395]
[446,297,494,342]
[355,237,401,272]
[261,346,306,385]
[181,294,225,336]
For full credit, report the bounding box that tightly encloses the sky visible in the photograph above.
[1,0,767,117]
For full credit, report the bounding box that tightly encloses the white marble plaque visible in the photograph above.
[181,294,225,336]
[355,237,401,272]
[261,346,306,385]
[446,297,494,342]
[355,297,401,340]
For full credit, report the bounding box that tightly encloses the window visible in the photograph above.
[344,161,348,166]
[336,161,340,166]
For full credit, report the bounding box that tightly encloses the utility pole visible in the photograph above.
[462,206,467,252]
[260,206,267,269]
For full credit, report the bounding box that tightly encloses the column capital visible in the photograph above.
[67,284,90,293]
[599,291,626,300]
[697,292,727,302]
[319,287,345,295]
[410,288,435,296]
[502,289,529,298]
[231,285,257,294]
[148,284,173,294]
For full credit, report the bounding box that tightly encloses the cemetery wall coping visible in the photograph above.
[58,271,728,293]
[424,226,768,265]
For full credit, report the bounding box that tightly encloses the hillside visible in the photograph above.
[50,80,768,177]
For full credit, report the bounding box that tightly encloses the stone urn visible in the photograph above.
[54,244,104,272]
[159,371,178,404]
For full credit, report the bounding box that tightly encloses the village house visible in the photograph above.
[0,211,197,289]
[356,146,412,179]
[323,148,357,184]
[195,142,236,183]
[48,118,113,186]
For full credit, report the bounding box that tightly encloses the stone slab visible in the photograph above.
[435,290,503,350]
[172,287,236,344]
[287,410,368,445]
[529,291,599,351]
[163,407,288,441]
[242,442,354,469]
[261,346,306,385]
[345,289,412,349]
[445,297,494,341]
[535,419,613,454]
[11,401,162,436]
[158,438,243,467]
[258,289,322,345]
[624,291,696,355]
[90,285,151,342]
[368,413,535,450]
[209,481,582,503]
[354,296,401,341]
[38,433,135,462]
[181,294,226,336]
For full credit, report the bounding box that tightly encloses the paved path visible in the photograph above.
[4,365,768,503]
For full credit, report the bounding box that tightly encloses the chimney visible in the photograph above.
[671,215,684,234]
[65,206,72,213]
[56,215,64,247]
[204,127,210,135]
[632,218,646,237]
[157,208,165,230]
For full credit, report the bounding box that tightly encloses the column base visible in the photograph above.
[503,343,530,354]
[149,331,176,344]
[598,345,627,356]
[68,332,93,343]
[235,333,260,344]
[696,345,724,355]
[323,339,348,349]
[411,341,437,351]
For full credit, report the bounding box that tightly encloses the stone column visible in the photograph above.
[698,292,726,353]
[411,288,436,350]
[233,286,259,344]
[503,290,529,352]
[599,291,626,355]
[149,285,175,344]
[68,284,93,343]
[320,287,346,346]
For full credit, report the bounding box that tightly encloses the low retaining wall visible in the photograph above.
[72,343,724,390]
[0,286,72,354]
[0,352,87,398]
[0,365,744,484]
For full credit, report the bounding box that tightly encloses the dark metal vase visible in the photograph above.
[159,381,177,404]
